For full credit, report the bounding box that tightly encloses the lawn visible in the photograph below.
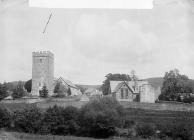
[0,131,158,140]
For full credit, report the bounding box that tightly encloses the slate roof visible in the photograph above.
[109,80,149,94]
[56,77,78,89]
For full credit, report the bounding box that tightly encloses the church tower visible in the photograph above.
[31,51,54,96]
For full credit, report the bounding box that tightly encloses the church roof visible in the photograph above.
[56,77,78,89]
[109,80,149,94]
[112,81,135,93]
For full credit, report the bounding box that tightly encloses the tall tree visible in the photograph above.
[0,82,8,100]
[24,79,32,93]
[53,82,66,97]
[67,87,71,96]
[159,69,193,101]
[101,73,131,95]
[54,82,61,93]
[12,81,26,99]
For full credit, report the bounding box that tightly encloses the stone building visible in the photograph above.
[31,51,54,96]
[84,88,103,97]
[54,77,82,96]
[109,80,160,103]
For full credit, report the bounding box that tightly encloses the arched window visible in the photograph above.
[121,89,124,99]
[125,89,128,98]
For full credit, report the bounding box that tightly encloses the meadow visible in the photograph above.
[0,131,157,140]
[1,99,194,140]
[1,100,194,127]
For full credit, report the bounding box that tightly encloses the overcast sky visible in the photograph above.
[0,0,194,85]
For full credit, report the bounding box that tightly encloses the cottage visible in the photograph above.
[109,80,160,103]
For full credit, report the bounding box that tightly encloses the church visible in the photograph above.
[31,51,81,97]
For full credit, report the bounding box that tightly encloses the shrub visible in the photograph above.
[12,81,26,99]
[157,122,193,140]
[136,124,155,138]
[0,107,11,128]
[78,97,125,138]
[42,105,79,135]
[171,123,192,140]
[182,97,192,103]
[39,85,48,98]
[13,106,43,133]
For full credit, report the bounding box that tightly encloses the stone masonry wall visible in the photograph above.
[31,51,54,96]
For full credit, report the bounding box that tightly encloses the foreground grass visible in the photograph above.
[0,131,159,140]
[2,102,194,127]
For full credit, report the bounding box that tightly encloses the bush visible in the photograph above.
[0,107,11,128]
[13,106,43,133]
[12,81,26,99]
[171,123,192,140]
[42,105,79,135]
[157,122,193,140]
[39,85,48,98]
[136,124,155,138]
[78,97,125,138]
[182,97,192,103]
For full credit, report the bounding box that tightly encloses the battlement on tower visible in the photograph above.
[32,51,54,58]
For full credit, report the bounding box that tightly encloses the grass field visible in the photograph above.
[125,108,194,128]
[0,131,158,140]
[1,100,194,127]
[0,101,192,140]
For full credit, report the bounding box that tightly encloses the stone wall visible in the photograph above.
[140,84,156,103]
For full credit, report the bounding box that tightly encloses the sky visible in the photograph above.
[0,0,194,85]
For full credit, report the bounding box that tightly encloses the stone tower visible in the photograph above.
[31,51,54,96]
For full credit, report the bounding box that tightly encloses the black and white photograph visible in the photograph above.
[0,0,194,139]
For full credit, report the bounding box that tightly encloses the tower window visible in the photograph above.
[40,59,42,62]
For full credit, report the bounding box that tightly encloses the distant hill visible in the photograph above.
[143,77,164,88]
[4,81,26,91]
[76,84,101,91]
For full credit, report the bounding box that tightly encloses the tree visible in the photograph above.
[53,82,66,97]
[24,79,32,93]
[159,69,193,101]
[42,105,79,135]
[67,87,71,96]
[12,81,26,99]
[13,106,43,133]
[76,85,86,94]
[0,82,8,100]
[79,97,125,138]
[101,73,131,95]
[130,70,138,81]
[0,107,11,128]
[54,82,60,93]
[39,85,48,98]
